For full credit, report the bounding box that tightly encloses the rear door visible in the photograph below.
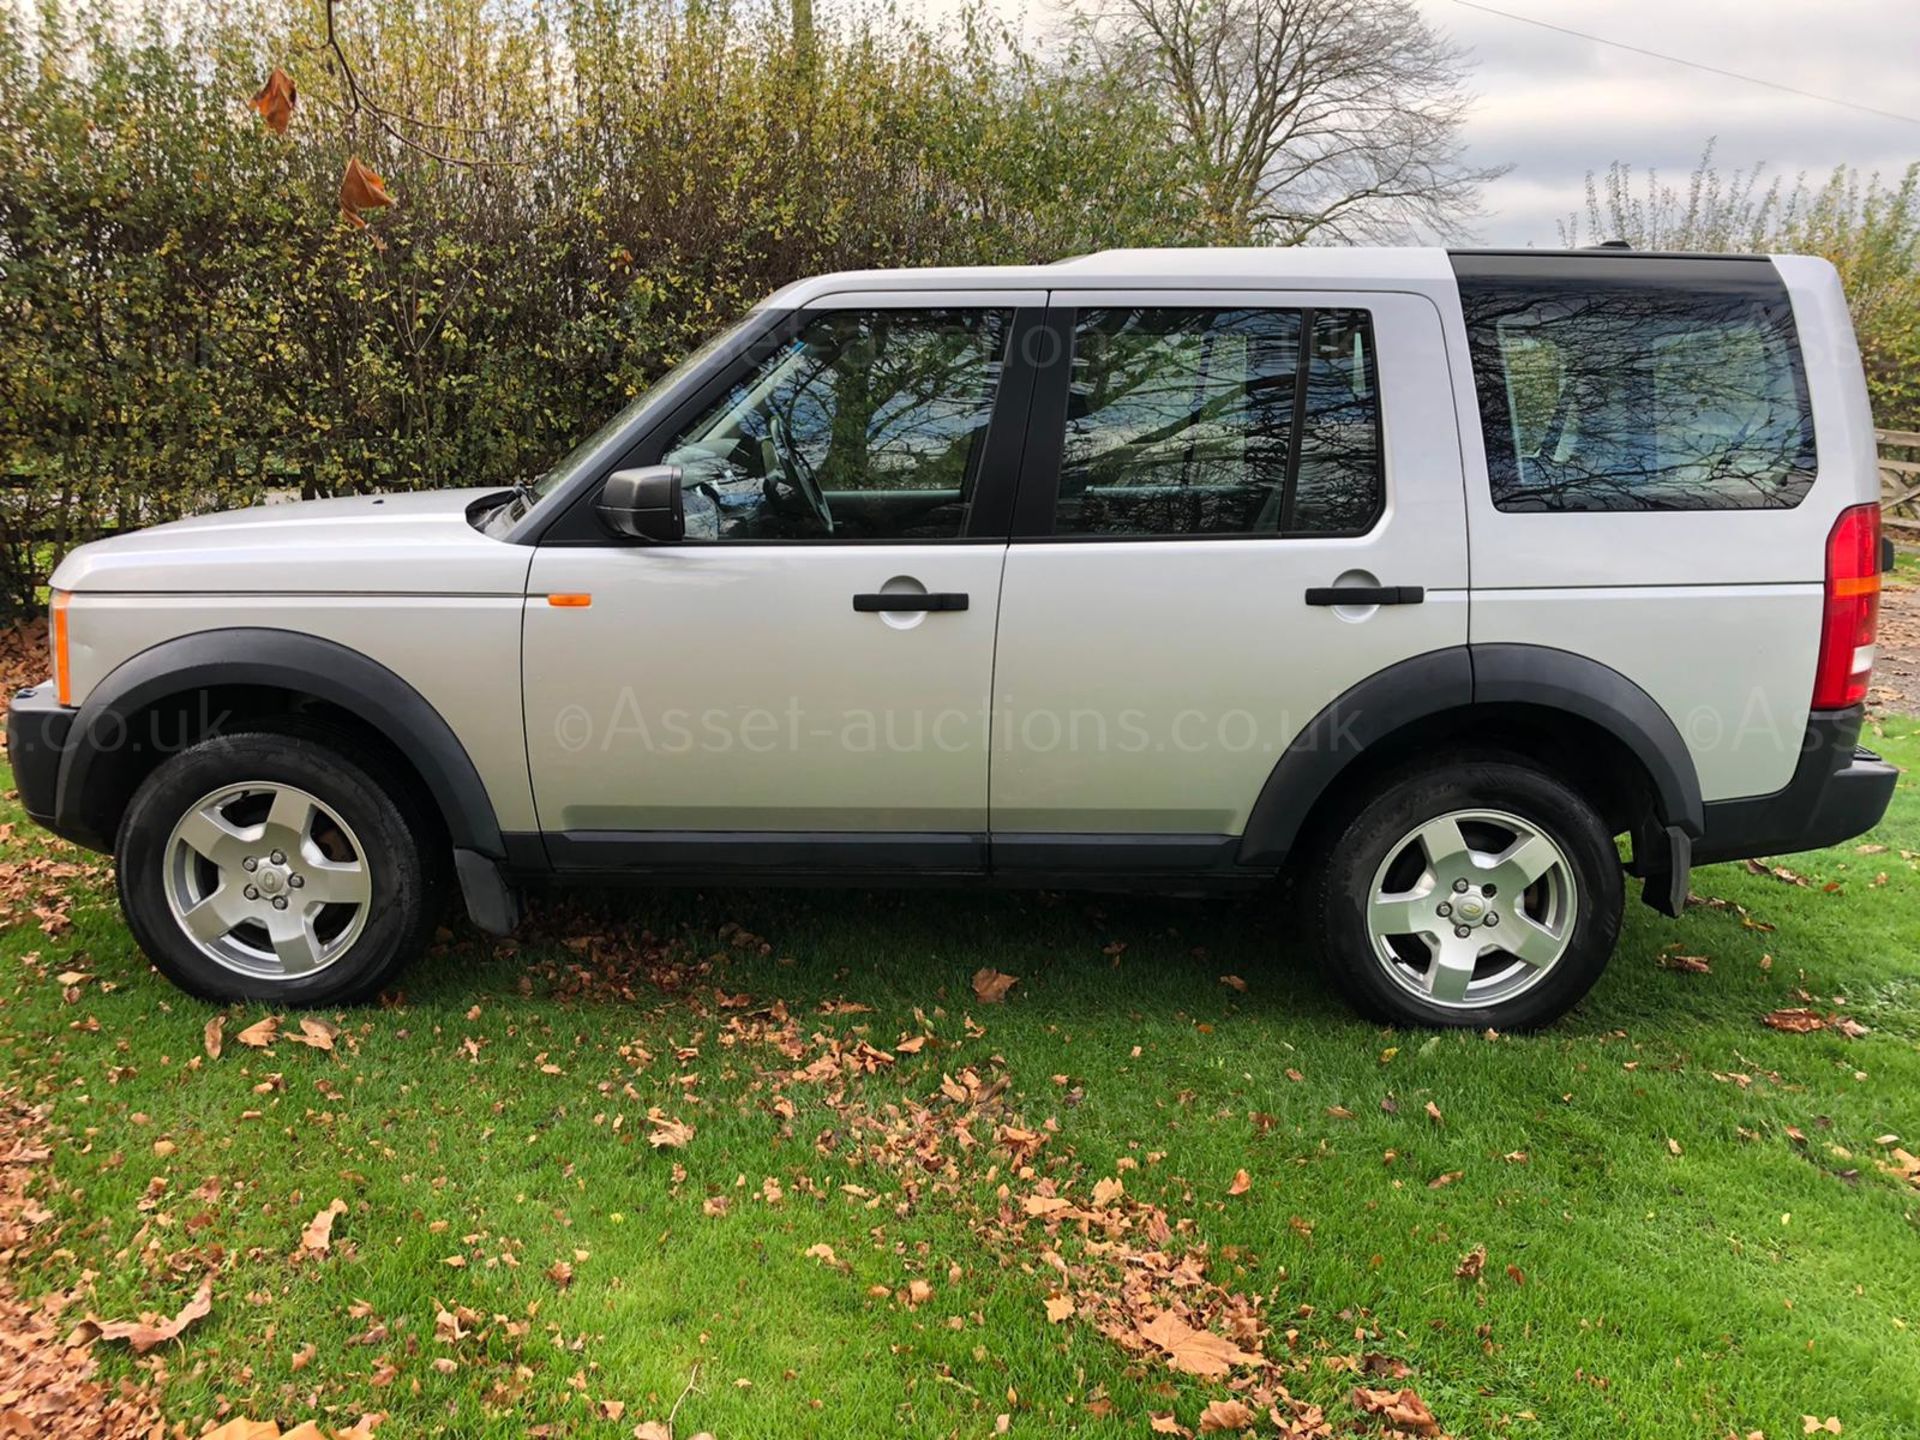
[988,289,1469,858]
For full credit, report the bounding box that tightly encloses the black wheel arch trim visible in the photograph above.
[1236,643,1705,867]
[55,628,506,859]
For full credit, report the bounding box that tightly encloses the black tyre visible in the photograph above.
[115,728,443,1005]
[1310,756,1623,1030]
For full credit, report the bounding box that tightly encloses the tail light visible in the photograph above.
[50,590,72,707]
[1811,503,1881,710]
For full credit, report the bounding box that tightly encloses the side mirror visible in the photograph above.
[597,465,684,543]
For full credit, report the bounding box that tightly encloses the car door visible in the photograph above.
[522,295,1039,872]
[988,289,1469,866]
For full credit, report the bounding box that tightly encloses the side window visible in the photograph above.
[663,308,1011,540]
[1053,307,1383,537]
[1458,276,1817,512]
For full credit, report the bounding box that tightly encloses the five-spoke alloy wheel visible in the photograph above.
[163,782,373,979]
[118,727,442,1004]
[1313,755,1622,1030]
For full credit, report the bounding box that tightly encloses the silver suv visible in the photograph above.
[7,247,1898,1029]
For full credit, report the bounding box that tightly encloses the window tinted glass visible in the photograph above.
[1053,307,1382,537]
[1458,274,1816,512]
[664,308,1010,540]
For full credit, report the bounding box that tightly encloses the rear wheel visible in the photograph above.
[1311,757,1623,1029]
[116,730,441,1004]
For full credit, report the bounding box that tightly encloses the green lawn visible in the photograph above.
[3,719,1919,1439]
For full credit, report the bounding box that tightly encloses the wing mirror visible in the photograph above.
[597,465,685,543]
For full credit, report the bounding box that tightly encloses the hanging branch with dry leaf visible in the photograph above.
[248,0,515,233]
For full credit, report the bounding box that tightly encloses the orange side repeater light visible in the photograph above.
[51,590,72,706]
[546,593,592,608]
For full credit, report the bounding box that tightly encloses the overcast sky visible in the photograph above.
[912,0,1920,245]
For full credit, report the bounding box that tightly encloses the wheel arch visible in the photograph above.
[54,628,505,859]
[1237,644,1704,867]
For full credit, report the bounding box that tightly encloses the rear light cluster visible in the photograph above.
[1811,503,1882,710]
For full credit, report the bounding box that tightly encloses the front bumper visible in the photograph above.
[1694,708,1900,865]
[6,684,75,830]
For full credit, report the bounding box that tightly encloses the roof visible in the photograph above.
[763,245,1789,309]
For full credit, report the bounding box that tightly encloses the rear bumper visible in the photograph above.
[1694,708,1899,865]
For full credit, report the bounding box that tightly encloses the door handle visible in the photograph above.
[853,592,970,613]
[1304,585,1424,607]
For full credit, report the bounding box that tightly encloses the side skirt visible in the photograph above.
[509,831,1274,893]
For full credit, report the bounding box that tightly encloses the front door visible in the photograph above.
[988,289,1470,856]
[523,298,1033,872]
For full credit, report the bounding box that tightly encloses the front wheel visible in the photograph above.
[1311,757,1624,1030]
[116,730,442,1005]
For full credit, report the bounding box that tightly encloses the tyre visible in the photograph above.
[1311,756,1623,1030]
[115,728,443,1005]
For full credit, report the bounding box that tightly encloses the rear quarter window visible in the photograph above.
[1455,259,1817,512]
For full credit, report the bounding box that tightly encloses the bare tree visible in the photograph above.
[1086,0,1503,243]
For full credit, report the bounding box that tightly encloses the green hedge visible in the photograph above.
[0,0,1224,612]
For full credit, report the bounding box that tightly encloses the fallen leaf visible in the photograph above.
[647,1110,695,1149]
[1352,1385,1441,1436]
[1424,1100,1443,1125]
[1226,1168,1250,1196]
[1044,1293,1073,1323]
[203,1015,225,1059]
[1137,1311,1258,1378]
[235,1016,278,1048]
[972,968,1019,1005]
[1218,975,1247,993]
[1149,1416,1186,1436]
[1455,1244,1486,1280]
[633,1424,673,1440]
[80,1274,213,1354]
[1802,1418,1843,1435]
[1198,1398,1256,1432]
[299,1198,347,1256]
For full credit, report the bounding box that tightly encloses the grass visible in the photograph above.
[2,716,1919,1439]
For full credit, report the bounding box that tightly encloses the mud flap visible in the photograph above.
[454,848,521,936]
[1635,823,1692,919]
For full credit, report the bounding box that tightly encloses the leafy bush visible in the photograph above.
[0,0,1223,614]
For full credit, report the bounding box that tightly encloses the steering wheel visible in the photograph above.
[767,410,834,536]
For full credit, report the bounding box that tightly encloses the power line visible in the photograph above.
[1445,0,1920,128]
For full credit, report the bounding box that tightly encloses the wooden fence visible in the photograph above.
[1885,429,1920,540]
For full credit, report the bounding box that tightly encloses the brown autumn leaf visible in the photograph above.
[633,1424,673,1440]
[1802,1418,1843,1435]
[79,1274,214,1354]
[1197,1398,1257,1432]
[299,1198,347,1256]
[1044,1293,1073,1323]
[1424,1100,1443,1125]
[1091,1176,1125,1208]
[971,968,1019,1004]
[1763,1008,1826,1034]
[1148,1416,1186,1436]
[203,1015,225,1060]
[1351,1385,1441,1436]
[1136,1311,1258,1378]
[1454,1244,1486,1281]
[290,1016,339,1050]
[1218,974,1247,993]
[236,1016,279,1048]
[249,67,297,134]
[1427,1170,1464,1189]
[646,1110,695,1149]
[340,155,394,228]
[1226,1168,1251,1196]
[547,1260,574,1287]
